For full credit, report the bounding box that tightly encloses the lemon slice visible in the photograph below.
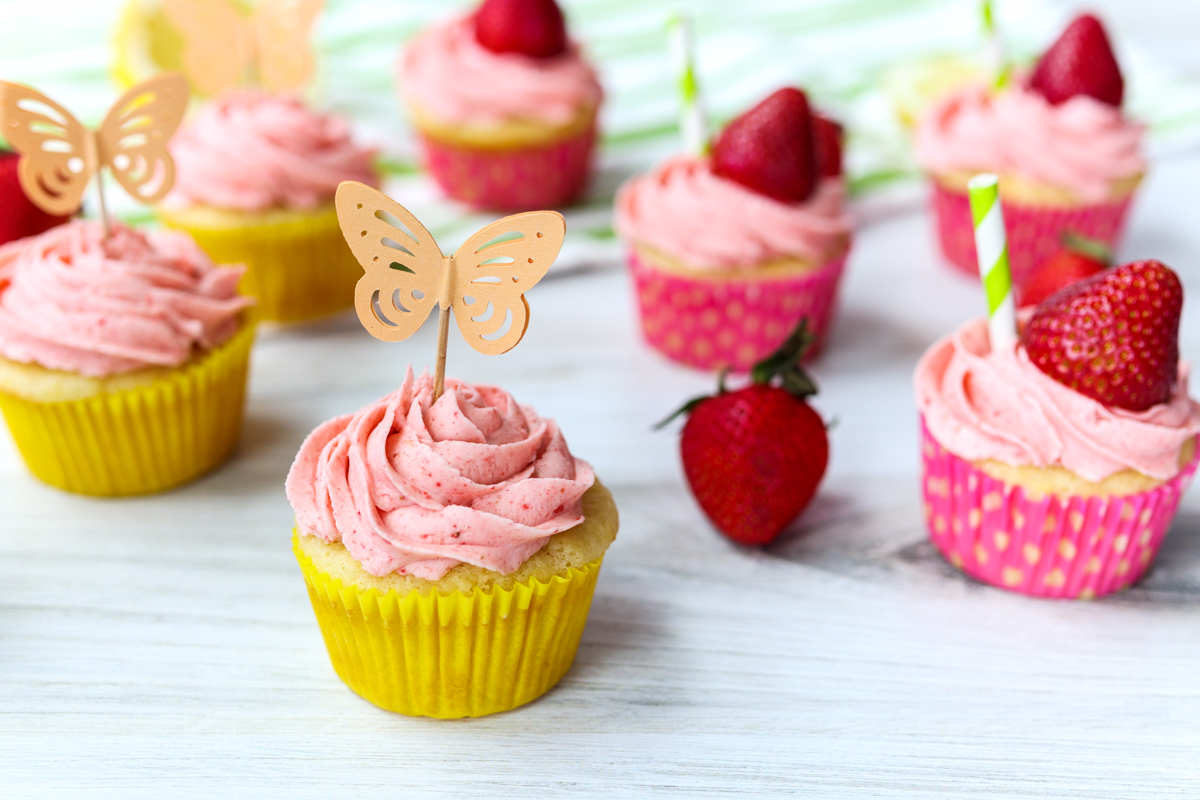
[883,54,987,130]
[111,0,188,89]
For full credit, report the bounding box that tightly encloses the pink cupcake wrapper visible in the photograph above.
[920,418,1199,599]
[628,248,848,372]
[420,123,596,211]
[931,181,1135,289]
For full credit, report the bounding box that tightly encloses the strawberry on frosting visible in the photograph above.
[0,221,252,377]
[166,91,378,213]
[286,368,595,580]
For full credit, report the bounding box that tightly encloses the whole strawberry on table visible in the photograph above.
[660,320,830,546]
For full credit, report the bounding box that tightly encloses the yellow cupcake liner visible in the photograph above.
[0,323,255,496]
[293,532,604,718]
[161,206,361,324]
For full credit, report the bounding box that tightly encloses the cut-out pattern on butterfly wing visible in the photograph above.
[162,0,253,96]
[336,181,444,343]
[0,83,92,215]
[255,0,323,92]
[450,212,565,355]
[96,73,188,204]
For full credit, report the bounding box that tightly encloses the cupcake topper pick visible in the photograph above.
[335,181,566,402]
[0,73,188,238]
[666,13,708,156]
[162,0,324,96]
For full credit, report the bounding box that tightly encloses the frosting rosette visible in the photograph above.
[399,15,603,127]
[0,221,252,377]
[915,83,1144,203]
[614,156,852,270]
[915,318,1200,482]
[167,90,378,212]
[286,369,596,580]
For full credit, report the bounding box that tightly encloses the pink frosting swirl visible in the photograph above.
[915,318,1200,483]
[915,84,1145,203]
[0,221,252,378]
[614,156,852,270]
[167,91,378,212]
[286,368,596,580]
[398,15,603,126]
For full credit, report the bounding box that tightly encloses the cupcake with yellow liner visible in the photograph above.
[916,260,1200,599]
[158,91,379,323]
[0,221,255,496]
[397,0,603,210]
[915,14,1143,290]
[287,368,616,717]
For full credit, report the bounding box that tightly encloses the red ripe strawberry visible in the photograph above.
[813,114,843,178]
[1029,13,1124,107]
[474,0,567,59]
[1023,260,1182,411]
[1018,233,1110,307]
[0,150,69,245]
[660,321,829,546]
[711,87,817,203]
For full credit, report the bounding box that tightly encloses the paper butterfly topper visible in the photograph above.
[335,181,566,400]
[162,0,324,96]
[0,73,187,221]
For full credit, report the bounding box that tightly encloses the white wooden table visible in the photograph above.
[6,2,1200,796]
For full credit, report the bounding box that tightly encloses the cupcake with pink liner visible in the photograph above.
[615,88,852,372]
[916,260,1200,599]
[0,220,255,496]
[397,0,603,210]
[916,13,1143,289]
[158,91,379,323]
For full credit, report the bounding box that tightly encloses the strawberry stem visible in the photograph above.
[1060,231,1112,266]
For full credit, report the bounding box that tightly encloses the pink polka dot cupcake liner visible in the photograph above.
[931,180,1135,289]
[920,419,1199,600]
[628,248,848,372]
[419,123,596,211]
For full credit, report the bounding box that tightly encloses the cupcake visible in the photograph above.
[286,368,618,717]
[915,260,1200,599]
[158,91,379,323]
[916,14,1142,289]
[615,87,852,372]
[0,221,255,496]
[397,0,603,211]
[0,148,70,245]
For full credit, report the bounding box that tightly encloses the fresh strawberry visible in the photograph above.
[1018,233,1110,307]
[0,150,69,245]
[711,87,817,203]
[474,0,567,59]
[1023,260,1181,411]
[660,320,829,546]
[1029,13,1124,107]
[813,114,843,178]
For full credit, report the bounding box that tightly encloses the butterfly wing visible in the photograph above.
[449,211,565,355]
[96,73,189,205]
[253,0,323,92]
[0,82,91,215]
[335,181,444,343]
[162,0,253,96]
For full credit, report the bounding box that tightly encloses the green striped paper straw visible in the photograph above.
[666,13,708,156]
[967,173,1017,351]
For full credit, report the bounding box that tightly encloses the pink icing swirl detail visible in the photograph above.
[167,91,378,212]
[399,15,603,126]
[0,221,252,378]
[285,369,596,580]
[915,84,1145,204]
[915,318,1200,483]
[614,156,852,270]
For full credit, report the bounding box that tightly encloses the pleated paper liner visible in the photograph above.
[419,121,597,211]
[160,204,362,324]
[931,179,1135,289]
[0,322,255,496]
[293,532,604,718]
[628,248,847,372]
[920,419,1199,599]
